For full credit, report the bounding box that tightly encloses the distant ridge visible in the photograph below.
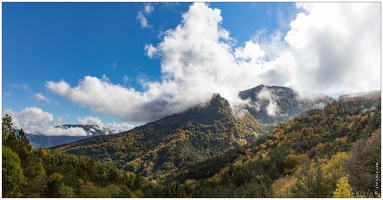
[25,124,112,148]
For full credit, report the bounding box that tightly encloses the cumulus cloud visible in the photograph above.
[77,116,104,128]
[144,44,157,58]
[283,3,380,94]
[3,107,134,136]
[3,107,55,134]
[46,3,380,123]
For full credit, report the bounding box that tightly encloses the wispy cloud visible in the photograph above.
[34,93,51,103]
[10,83,30,91]
[137,12,151,29]
[46,3,380,123]
[123,75,129,86]
[137,3,154,29]
[144,3,154,14]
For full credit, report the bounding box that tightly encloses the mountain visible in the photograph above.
[53,94,264,182]
[164,91,381,197]
[26,125,112,148]
[239,85,333,131]
[51,85,335,183]
[44,87,380,197]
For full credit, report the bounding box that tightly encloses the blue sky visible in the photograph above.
[2,2,381,136]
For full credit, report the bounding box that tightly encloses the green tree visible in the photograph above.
[2,146,26,197]
[58,183,76,197]
[78,182,109,198]
[44,172,64,197]
[291,160,328,197]
[333,176,354,198]
[105,184,122,198]
[161,183,186,198]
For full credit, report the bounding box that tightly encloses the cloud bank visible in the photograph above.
[3,107,134,136]
[46,3,380,123]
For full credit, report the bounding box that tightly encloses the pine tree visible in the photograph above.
[2,114,15,144]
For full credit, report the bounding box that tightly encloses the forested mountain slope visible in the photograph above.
[54,94,263,182]
[166,91,380,197]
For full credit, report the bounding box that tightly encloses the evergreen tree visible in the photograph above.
[2,114,15,145]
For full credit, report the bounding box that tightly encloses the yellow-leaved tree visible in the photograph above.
[333,176,354,198]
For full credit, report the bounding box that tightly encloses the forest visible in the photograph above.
[2,93,381,198]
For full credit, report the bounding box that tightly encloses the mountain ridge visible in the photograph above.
[25,124,112,148]
[52,84,337,182]
[53,93,264,181]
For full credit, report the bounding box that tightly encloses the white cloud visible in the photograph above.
[3,107,134,136]
[3,107,88,136]
[77,116,104,128]
[3,107,54,134]
[256,87,280,116]
[144,3,154,14]
[77,116,135,134]
[234,41,265,64]
[34,93,51,102]
[137,12,151,29]
[284,3,380,95]
[104,122,135,134]
[144,44,157,58]
[42,126,89,137]
[46,3,380,123]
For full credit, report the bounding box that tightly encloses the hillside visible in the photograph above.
[2,116,153,198]
[165,91,381,197]
[53,94,264,181]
